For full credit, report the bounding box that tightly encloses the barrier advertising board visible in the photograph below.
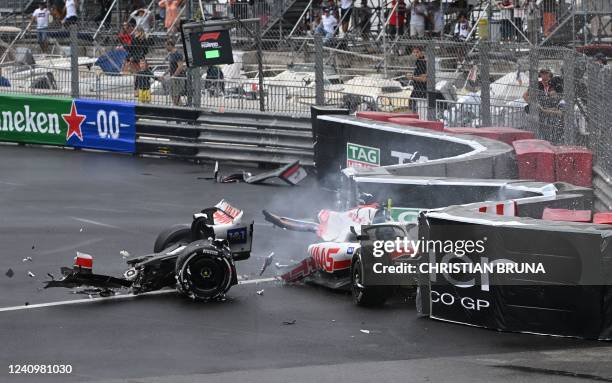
[0,94,135,153]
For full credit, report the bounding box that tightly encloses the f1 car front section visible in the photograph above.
[44,201,253,302]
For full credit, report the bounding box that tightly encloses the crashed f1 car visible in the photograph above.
[263,203,419,306]
[45,201,254,301]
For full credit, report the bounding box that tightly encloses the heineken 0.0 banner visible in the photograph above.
[0,94,135,153]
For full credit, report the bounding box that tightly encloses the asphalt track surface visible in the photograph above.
[1,145,611,383]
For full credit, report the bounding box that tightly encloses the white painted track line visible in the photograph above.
[0,277,279,313]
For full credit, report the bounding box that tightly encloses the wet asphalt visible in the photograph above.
[0,144,609,383]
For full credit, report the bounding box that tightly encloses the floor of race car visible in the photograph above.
[0,145,611,383]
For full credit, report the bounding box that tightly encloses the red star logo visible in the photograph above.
[62,101,85,142]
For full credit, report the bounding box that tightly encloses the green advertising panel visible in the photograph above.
[389,207,421,223]
[0,94,71,146]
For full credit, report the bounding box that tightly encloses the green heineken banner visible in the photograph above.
[0,94,136,152]
[0,94,71,146]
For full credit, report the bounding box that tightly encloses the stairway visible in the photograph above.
[261,0,311,39]
[541,11,597,46]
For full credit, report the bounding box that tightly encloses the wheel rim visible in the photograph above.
[187,257,228,293]
[352,259,364,300]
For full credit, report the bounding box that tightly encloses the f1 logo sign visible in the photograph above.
[199,32,220,42]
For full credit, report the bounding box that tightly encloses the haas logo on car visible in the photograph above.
[199,32,221,49]
[308,243,355,273]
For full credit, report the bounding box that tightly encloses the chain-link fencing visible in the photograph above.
[0,2,610,183]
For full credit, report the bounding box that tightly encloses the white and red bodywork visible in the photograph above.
[279,205,378,283]
[280,243,360,282]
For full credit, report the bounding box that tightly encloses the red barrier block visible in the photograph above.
[445,127,535,145]
[512,139,555,182]
[593,212,612,225]
[387,117,444,132]
[356,112,419,122]
[542,208,592,223]
[554,146,593,187]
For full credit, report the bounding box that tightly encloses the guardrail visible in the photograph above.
[135,105,314,165]
[435,99,527,128]
[0,92,314,166]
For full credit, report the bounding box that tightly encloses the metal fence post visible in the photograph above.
[426,40,436,121]
[255,21,265,112]
[562,49,576,145]
[70,25,79,99]
[314,34,324,106]
[527,48,540,136]
[116,0,121,31]
[480,42,492,126]
[382,26,387,77]
[603,67,612,179]
[21,0,25,30]
[190,67,201,108]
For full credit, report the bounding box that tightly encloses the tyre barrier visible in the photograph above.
[312,107,612,339]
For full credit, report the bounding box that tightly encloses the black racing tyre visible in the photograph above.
[351,252,390,307]
[175,248,234,300]
[153,224,192,253]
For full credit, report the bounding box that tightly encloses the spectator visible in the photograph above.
[129,8,154,32]
[134,59,153,103]
[408,46,427,112]
[311,13,322,35]
[595,52,608,66]
[388,0,406,37]
[431,0,445,37]
[315,8,338,42]
[62,0,78,27]
[523,68,562,102]
[0,69,10,87]
[499,0,514,41]
[229,0,240,19]
[94,0,113,26]
[130,0,146,13]
[356,0,372,39]
[523,68,564,143]
[338,0,353,34]
[513,0,525,39]
[447,0,470,18]
[125,27,151,72]
[326,0,337,12]
[159,0,183,33]
[118,22,134,47]
[410,0,427,38]
[454,12,470,40]
[32,2,50,54]
[542,0,556,37]
[524,0,539,42]
[165,39,186,106]
[594,52,608,66]
[205,66,225,96]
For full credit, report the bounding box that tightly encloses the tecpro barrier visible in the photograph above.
[312,107,516,186]
[317,108,612,339]
[0,94,136,153]
[417,203,612,340]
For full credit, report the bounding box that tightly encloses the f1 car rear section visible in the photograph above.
[264,203,421,306]
[45,201,254,301]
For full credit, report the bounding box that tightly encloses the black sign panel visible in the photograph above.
[182,24,234,67]
[421,216,612,339]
